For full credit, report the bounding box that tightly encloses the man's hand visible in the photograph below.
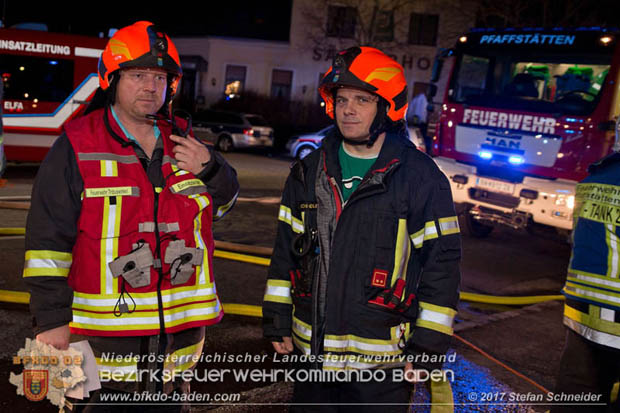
[170,134,212,175]
[272,337,294,354]
[36,324,70,350]
[404,362,426,383]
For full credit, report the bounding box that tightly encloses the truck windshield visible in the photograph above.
[449,52,611,116]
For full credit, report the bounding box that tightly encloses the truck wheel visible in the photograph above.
[217,136,233,152]
[464,213,494,238]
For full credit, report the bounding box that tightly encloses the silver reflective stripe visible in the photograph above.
[163,155,177,166]
[79,153,139,164]
[215,190,239,220]
[568,272,620,292]
[139,222,156,232]
[565,285,620,306]
[418,307,454,328]
[564,316,620,349]
[25,258,72,269]
[292,318,312,340]
[324,337,399,353]
[158,222,180,233]
[266,285,291,299]
[439,217,459,235]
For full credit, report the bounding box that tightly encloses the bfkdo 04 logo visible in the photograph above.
[24,369,49,401]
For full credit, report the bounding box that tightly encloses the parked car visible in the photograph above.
[192,110,274,152]
[287,126,333,159]
[287,125,427,159]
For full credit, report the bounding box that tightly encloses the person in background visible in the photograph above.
[552,133,620,413]
[407,88,432,155]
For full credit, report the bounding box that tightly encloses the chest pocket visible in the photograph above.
[357,211,417,315]
[78,177,146,240]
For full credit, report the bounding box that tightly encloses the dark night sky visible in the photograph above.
[0,0,293,40]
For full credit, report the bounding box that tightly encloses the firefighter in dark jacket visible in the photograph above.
[24,21,239,408]
[552,130,620,412]
[262,46,461,411]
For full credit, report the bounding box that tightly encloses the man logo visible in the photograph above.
[24,370,48,401]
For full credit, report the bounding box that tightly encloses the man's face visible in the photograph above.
[114,68,167,121]
[334,87,379,141]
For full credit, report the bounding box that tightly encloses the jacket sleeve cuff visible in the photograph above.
[195,146,220,183]
[32,307,72,336]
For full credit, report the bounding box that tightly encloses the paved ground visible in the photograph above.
[0,152,574,412]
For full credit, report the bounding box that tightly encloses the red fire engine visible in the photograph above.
[430,27,620,236]
[1,27,106,162]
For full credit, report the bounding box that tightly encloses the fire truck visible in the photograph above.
[430,27,620,237]
[1,27,106,162]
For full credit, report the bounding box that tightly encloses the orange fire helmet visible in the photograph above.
[98,21,182,97]
[319,47,408,122]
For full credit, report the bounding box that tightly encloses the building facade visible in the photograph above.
[173,0,477,112]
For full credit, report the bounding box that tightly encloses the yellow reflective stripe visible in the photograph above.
[278,205,304,234]
[606,224,620,278]
[23,250,72,277]
[410,221,438,249]
[324,334,401,356]
[292,335,311,354]
[564,315,620,349]
[163,339,204,381]
[415,319,453,335]
[191,194,211,286]
[23,267,70,277]
[100,195,121,295]
[570,268,620,284]
[565,281,620,299]
[417,303,455,335]
[563,284,620,309]
[390,219,410,288]
[411,227,425,249]
[215,190,238,220]
[611,382,619,404]
[85,187,138,197]
[71,306,222,331]
[419,301,458,316]
[438,216,460,235]
[264,279,292,304]
[72,291,218,312]
[25,250,72,261]
[170,179,204,194]
[567,273,620,293]
[292,316,312,341]
[100,160,118,177]
[424,221,439,240]
[564,304,620,336]
[73,284,217,302]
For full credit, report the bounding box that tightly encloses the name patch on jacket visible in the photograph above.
[576,183,620,225]
[170,179,207,195]
[85,187,140,198]
[299,203,318,210]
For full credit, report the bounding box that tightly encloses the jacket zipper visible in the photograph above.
[153,188,165,336]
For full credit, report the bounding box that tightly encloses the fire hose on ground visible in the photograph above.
[0,224,560,395]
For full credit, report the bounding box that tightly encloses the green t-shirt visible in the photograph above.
[338,143,378,202]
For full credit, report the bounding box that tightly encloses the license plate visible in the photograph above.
[476,177,515,195]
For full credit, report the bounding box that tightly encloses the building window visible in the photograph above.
[224,65,246,98]
[271,69,293,99]
[326,5,357,38]
[373,10,394,42]
[409,13,439,46]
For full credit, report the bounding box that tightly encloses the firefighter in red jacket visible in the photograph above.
[24,21,239,407]
[263,47,460,411]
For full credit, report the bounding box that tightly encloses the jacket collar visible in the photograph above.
[320,128,414,180]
